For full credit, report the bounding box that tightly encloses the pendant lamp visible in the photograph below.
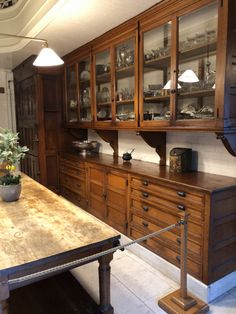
[163,80,182,89]
[178,69,199,83]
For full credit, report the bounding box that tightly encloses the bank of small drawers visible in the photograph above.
[129,175,205,280]
[59,158,86,209]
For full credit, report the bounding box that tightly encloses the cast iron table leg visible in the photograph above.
[98,253,114,314]
[0,301,8,314]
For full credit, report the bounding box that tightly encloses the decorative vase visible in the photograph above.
[0,183,22,202]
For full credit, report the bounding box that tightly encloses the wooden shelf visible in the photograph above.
[144,95,170,102]
[97,102,111,106]
[144,55,170,71]
[178,89,215,98]
[116,99,134,105]
[179,41,216,61]
[96,73,111,84]
[115,65,135,79]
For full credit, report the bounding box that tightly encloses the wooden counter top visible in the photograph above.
[0,174,119,271]
[60,151,236,193]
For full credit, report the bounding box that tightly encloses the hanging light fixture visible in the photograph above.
[0,32,64,67]
[163,80,182,89]
[178,69,199,83]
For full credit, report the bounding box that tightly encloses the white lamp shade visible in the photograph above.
[178,69,199,83]
[33,47,64,66]
[163,80,182,89]
[212,83,215,89]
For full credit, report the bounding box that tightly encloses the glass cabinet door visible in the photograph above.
[65,64,78,124]
[78,58,92,123]
[115,38,136,124]
[95,50,112,122]
[142,21,172,123]
[176,1,218,121]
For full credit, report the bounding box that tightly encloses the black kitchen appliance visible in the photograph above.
[169,147,192,173]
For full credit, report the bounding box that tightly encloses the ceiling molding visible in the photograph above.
[0,0,68,53]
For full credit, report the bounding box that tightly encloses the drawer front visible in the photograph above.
[129,227,202,280]
[131,188,203,221]
[129,212,202,257]
[106,189,127,213]
[131,177,205,211]
[60,158,85,171]
[61,187,87,209]
[60,164,85,179]
[61,174,86,195]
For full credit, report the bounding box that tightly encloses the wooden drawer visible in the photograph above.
[130,227,202,280]
[60,174,86,195]
[131,176,205,211]
[130,198,203,244]
[129,212,202,257]
[60,187,87,209]
[60,158,85,171]
[131,188,203,221]
[60,164,85,179]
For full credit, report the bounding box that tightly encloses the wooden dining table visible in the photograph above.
[0,174,120,314]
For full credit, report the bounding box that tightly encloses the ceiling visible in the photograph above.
[0,0,160,69]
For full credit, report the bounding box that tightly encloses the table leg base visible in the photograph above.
[99,304,114,314]
[158,289,209,314]
[0,300,8,314]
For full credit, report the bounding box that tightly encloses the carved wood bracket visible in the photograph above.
[139,131,166,166]
[216,132,236,157]
[95,130,118,157]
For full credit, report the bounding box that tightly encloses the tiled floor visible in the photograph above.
[71,250,236,314]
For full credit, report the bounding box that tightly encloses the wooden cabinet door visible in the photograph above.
[106,170,128,234]
[87,164,106,220]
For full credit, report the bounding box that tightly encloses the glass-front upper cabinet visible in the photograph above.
[94,49,112,124]
[65,63,78,124]
[78,57,92,125]
[115,37,137,126]
[176,1,218,122]
[140,20,172,127]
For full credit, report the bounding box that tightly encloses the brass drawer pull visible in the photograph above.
[77,183,81,188]
[142,205,149,212]
[142,180,149,186]
[142,192,149,198]
[176,255,181,263]
[176,237,181,244]
[142,221,149,228]
[177,204,185,211]
[177,191,186,197]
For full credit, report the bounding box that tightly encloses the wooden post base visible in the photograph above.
[158,289,209,314]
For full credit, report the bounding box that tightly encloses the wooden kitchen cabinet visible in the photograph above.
[59,157,87,209]
[87,163,128,234]
[59,152,236,284]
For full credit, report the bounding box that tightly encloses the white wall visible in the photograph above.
[0,69,16,131]
[88,129,236,178]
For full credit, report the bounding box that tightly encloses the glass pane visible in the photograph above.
[95,50,111,121]
[115,38,135,122]
[66,64,78,123]
[143,22,171,121]
[177,2,217,120]
[78,58,91,122]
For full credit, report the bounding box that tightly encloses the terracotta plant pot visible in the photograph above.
[0,183,22,202]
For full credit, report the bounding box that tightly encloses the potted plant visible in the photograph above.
[0,128,28,202]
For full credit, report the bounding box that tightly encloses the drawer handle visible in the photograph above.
[142,221,149,228]
[176,255,181,263]
[77,183,81,188]
[176,238,181,244]
[142,205,149,212]
[142,192,149,198]
[177,204,185,211]
[177,191,186,197]
[77,171,81,175]
[142,180,149,186]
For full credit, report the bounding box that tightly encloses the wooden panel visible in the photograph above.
[60,165,85,180]
[107,206,127,234]
[106,189,127,212]
[60,187,87,209]
[60,158,85,171]
[46,155,59,192]
[61,174,86,195]
[107,171,127,190]
[89,167,105,184]
[88,196,106,220]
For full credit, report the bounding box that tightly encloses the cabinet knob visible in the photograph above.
[142,205,149,212]
[177,191,186,197]
[176,237,181,244]
[142,221,149,228]
[142,180,149,186]
[102,192,107,199]
[142,192,149,198]
[176,255,181,263]
[177,204,185,211]
[77,183,81,188]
